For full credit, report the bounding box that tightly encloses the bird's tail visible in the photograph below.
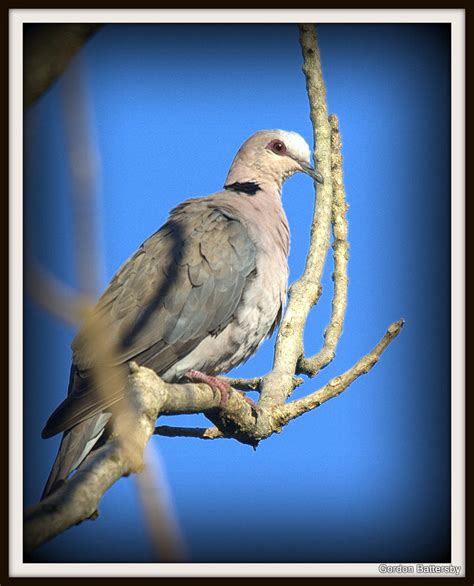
[41,412,111,500]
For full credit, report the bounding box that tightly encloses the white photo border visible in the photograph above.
[9,8,465,578]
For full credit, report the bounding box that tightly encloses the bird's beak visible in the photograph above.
[300,162,324,184]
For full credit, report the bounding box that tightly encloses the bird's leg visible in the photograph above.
[185,370,259,412]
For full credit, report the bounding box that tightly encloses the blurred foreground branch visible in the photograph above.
[24,23,102,109]
[24,56,185,561]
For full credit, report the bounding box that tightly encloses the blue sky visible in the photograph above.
[24,23,451,562]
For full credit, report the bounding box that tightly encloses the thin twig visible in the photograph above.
[218,375,304,392]
[279,320,405,424]
[217,376,263,390]
[298,113,349,376]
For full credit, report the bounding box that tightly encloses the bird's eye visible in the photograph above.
[267,140,287,155]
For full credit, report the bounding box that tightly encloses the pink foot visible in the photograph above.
[185,370,231,408]
[185,370,260,413]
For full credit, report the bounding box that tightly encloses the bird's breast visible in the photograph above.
[162,233,288,381]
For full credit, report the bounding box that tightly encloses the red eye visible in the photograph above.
[267,139,287,155]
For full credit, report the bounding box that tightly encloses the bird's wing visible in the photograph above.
[41,411,111,498]
[42,199,257,437]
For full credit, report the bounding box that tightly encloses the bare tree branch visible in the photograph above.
[24,365,167,554]
[258,23,334,409]
[24,364,254,552]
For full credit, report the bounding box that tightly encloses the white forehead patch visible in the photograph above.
[273,130,311,162]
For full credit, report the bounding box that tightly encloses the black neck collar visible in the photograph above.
[224,181,261,196]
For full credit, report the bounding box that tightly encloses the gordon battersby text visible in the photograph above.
[378,564,461,575]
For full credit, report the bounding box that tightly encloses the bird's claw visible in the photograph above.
[185,370,259,412]
[185,370,231,408]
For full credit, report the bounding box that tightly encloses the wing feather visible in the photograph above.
[43,199,257,437]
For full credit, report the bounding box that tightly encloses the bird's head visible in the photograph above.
[224,130,323,194]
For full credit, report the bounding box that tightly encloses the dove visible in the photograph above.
[41,129,323,498]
